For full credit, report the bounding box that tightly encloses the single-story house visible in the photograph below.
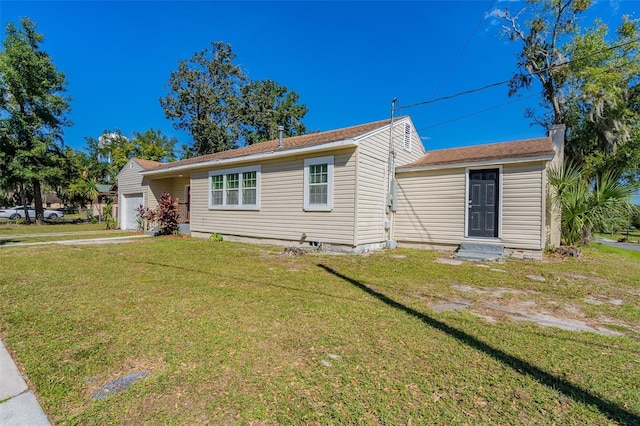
[42,193,64,209]
[117,116,564,259]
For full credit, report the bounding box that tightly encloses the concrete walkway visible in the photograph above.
[0,341,50,425]
[0,234,151,248]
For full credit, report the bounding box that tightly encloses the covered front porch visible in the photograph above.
[147,174,191,224]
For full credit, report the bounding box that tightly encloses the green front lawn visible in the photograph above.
[0,239,638,424]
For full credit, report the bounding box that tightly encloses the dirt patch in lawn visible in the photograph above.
[84,356,167,402]
[426,273,632,336]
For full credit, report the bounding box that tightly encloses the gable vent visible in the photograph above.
[403,123,412,151]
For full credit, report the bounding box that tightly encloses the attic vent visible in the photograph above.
[403,123,412,151]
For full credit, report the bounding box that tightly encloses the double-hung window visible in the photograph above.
[303,156,333,211]
[208,166,260,210]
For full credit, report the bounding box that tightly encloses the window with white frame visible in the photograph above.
[403,122,412,151]
[304,156,333,211]
[208,166,260,209]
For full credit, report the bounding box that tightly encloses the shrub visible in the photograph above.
[103,199,116,230]
[134,194,181,235]
[155,192,181,236]
[135,204,155,232]
[209,232,223,242]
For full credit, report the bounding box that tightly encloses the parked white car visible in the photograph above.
[0,206,64,220]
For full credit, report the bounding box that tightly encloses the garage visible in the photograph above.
[121,193,143,230]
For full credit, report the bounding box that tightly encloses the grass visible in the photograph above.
[0,238,639,424]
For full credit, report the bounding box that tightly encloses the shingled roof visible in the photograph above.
[399,137,555,170]
[134,117,400,172]
[133,158,162,170]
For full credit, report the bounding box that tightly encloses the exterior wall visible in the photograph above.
[354,118,427,246]
[147,176,190,209]
[188,148,357,248]
[394,161,547,253]
[117,160,149,229]
[546,125,565,248]
[394,168,466,246]
[394,119,426,167]
[501,162,546,250]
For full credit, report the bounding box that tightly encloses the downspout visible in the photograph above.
[386,98,398,249]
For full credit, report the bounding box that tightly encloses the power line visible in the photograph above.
[400,36,640,111]
[431,0,496,98]
[418,94,538,131]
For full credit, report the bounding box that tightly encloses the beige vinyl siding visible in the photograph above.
[117,160,149,229]
[394,169,466,245]
[353,118,427,245]
[117,160,147,197]
[147,176,190,209]
[394,120,426,167]
[189,149,357,246]
[501,162,545,250]
[356,127,390,245]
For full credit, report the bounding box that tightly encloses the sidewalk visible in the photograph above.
[0,234,151,248]
[0,341,50,425]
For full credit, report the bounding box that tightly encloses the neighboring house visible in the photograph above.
[42,193,63,209]
[117,117,563,259]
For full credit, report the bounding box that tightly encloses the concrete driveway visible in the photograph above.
[595,237,640,252]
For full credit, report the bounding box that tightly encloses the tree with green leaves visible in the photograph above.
[500,0,640,180]
[160,41,245,156]
[160,42,308,157]
[563,17,640,180]
[85,128,176,183]
[0,17,71,223]
[131,128,177,163]
[238,79,308,145]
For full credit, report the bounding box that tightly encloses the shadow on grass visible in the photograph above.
[318,263,639,425]
[0,239,21,246]
[131,259,356,303]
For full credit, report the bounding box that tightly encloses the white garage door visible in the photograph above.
[122,193,143,230]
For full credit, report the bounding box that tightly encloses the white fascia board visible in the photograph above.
[141,139,358,177]
[396,154,554,174]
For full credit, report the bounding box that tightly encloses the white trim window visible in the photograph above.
[208,166,260,210]
[304,156,334,211]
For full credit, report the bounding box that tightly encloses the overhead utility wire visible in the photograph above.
[431,0,496,97]
[418,94,538,131]
[400,36,640,111]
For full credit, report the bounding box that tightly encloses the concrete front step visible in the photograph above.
[455,242,504,261]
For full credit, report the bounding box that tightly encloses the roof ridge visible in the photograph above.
[149,117,400,172]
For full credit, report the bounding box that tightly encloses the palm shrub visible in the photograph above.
[103,199,116,230]
[548,162,637,246]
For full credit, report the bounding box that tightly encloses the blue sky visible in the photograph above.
[0,0,635,154]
